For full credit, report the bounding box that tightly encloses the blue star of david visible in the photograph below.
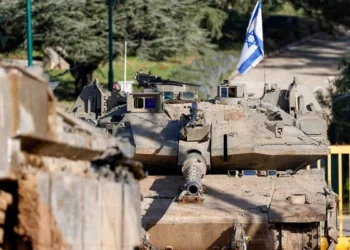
[245,30,257,48]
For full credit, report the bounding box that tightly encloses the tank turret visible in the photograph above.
[136,78,336,250]
[80,76,329,194]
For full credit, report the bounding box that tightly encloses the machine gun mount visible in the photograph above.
[135,71,200,89]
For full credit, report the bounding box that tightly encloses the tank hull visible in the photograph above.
[141,171,327,250]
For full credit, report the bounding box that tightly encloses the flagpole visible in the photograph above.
[124,40,127,92]
[263,59,266,83]
[107,0,114,92]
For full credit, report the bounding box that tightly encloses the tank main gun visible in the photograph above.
[179,102,210,200]
[135,71,200,89]
[182,103,206,197]
[182,152,206,196]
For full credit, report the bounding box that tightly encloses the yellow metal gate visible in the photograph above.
[318,146,350,250]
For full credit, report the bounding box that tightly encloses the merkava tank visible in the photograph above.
[72,73,338,250]
[0,65,144,250]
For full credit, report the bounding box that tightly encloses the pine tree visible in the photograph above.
[0,0,226,91]
[117,0,227,60]
[288,0,350,27]
[0,0,118,92]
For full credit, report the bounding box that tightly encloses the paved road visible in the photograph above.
[230,33,350,98]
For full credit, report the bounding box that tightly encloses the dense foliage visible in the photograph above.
[0,0,228,59]
[117,0,226,60]
[330,59,350,201]
[289,0,350,27]
[0,0,114,91]
[1,0,350,91]
[329,59,350,144]
[0,0,226,89]
[335,58,350,94]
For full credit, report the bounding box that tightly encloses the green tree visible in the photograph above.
[0,0,226,93]
[335,58,350,94]
[331,59,350,203]
[329,58,350,144]
[213,0,284,14]
[288,0,350,27]
[217,0,285,50]
[317,58,350,144]
[0,0,123,93]
[117,0,227,60]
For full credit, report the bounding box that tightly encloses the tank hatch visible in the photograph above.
[126,92,164,113]
[216,80,254,105]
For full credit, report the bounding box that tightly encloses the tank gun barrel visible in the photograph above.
[181,152,207,196]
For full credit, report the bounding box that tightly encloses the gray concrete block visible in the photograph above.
[122,181,141,250]
[50,174,83,250]
[100,181,123,250]
[82,178,101,250]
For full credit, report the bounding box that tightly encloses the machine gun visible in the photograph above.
[135,71,200,89]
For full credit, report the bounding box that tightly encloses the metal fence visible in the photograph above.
[313,145,350,249]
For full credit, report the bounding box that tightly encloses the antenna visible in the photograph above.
[124,40,127,92]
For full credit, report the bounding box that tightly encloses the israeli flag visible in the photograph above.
[237,0,264,75]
